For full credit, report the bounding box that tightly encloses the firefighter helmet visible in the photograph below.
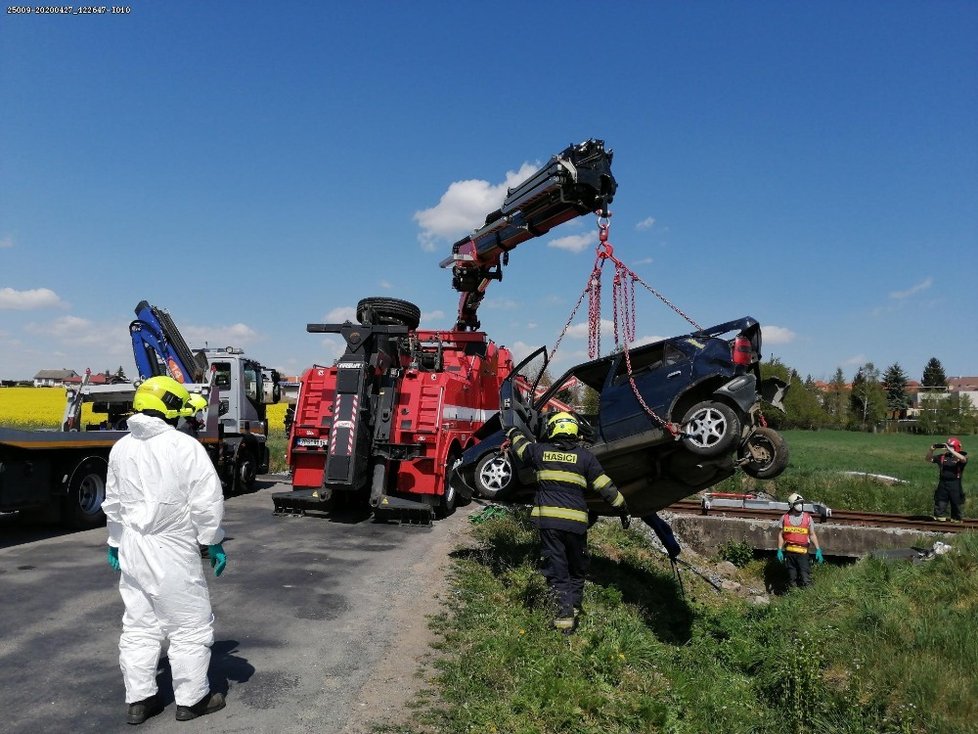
[947,437,962,451]
[184,393,208,416]
[133,376,191,420]
[547,411,579,439]
[787,493,804,506]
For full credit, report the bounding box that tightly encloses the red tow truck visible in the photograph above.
[275,139,617,522]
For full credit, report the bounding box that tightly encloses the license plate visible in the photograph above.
[296,437,327,448]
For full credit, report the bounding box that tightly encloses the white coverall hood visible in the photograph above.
[103,411,226,706]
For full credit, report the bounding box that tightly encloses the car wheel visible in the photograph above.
[233,446,257,495]
[63,458,107,529]
[680,401,741,457]
[437,451,462,518]
[474,451,514,500]
[739,427,789,479]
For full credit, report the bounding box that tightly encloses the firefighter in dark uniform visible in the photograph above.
[927,437,968,521]
[507,412,629,634]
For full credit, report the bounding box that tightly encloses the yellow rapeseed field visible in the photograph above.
[0,387,107,429]
[0,387,291,432]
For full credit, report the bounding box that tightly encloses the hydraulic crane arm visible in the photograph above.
[439,138,617,331]
[129,300,207,383]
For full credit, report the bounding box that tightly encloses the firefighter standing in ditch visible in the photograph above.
[777,492,824,588]
[507,412,629,634]
[102,376,228,724]
[927,437,968,522]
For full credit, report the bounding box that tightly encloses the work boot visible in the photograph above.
[127,694,163,725]
[175,691,226,721]
[934,516,948,522]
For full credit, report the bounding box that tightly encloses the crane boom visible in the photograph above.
[439,138,616,331]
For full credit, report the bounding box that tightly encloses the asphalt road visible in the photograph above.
[0,477,469,734]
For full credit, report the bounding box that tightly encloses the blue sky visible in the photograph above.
[2,1,976,385]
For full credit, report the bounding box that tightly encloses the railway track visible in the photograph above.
[666,499,978,534]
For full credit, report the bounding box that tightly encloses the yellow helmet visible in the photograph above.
[184,393,209,417]
[133,376,191,420]
[547,411,579,439]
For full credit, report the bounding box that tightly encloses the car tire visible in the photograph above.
[474,451,514,500]
[739,427,789,479]
[680,401,741,457]
[437,450,462,518]
[356,297,422,330]
[63,458,108,529]
[233,446,257,495]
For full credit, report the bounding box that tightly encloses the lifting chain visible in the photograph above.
[550,213,706,439]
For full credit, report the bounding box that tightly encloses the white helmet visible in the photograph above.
[787,493,804,506]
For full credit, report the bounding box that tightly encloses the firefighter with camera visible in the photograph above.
[927,437,968,522]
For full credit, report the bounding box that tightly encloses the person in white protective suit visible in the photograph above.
[102,375,229,724]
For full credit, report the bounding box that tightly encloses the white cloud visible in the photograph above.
[564,319,614,340]
[548,231,597,253]
[325,306,358,323]
[762,325,796,345]
[0,236,13,249]
[181,323,259,349]
[632,257,653,265]
[319,336,346,364]
[413,162,540,252]
[889,277,933,300]
[843,354,867,367]
[635,217,655,231]
[379,279,393,290]
[0,287,64,310]
[420,309,446,328]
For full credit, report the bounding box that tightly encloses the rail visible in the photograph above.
[666,499,978,535]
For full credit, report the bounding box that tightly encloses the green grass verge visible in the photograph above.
[381,430,975,734]
[392,511,977,734]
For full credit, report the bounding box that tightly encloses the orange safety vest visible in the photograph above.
[781,512,812,554]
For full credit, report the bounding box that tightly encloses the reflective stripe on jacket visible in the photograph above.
[510,431,624,534]
[781,512,812,554]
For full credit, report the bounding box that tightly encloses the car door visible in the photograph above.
[597,340,692,442]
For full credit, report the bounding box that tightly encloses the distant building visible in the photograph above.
[63,373,119,387]
[32,369,79,388]
[910,376,978,415]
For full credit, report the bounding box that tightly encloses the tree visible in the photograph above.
[849,363,887,431]
[760,358,829,430]
[823,367,850,427]
[919,392,977,436]
[115,365,128,381]
[922,358,947,388]
[882,362,911,418]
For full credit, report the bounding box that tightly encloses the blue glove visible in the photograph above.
[815,548,825,564]
[208,543,227,577]
[776,548,784,563]
[107,546,120,571]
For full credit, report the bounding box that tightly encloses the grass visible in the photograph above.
[378,429,976,734]
[392,511,978,734]
[711,429,956,516]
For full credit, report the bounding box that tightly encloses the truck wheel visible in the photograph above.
[437,452,462,519]
[474,451,514,500]
[356,297,422,330]
[233,446,257,495]
[63,458,107,529]
[680,401,740,457]
[739,427,790,479]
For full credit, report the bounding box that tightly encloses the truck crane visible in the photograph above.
[274,139,616,523]
[130,300,282,494]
